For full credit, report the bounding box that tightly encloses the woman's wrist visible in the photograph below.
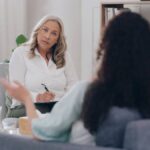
[24,95,33,106]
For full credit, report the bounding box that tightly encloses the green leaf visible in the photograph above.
[16,34,28,46]
[3,59,9,63]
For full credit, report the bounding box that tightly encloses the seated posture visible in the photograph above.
[1,12,150,147]
[7,15,78,117]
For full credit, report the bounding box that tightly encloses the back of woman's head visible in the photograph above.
[100,11,150,83]
[82,11,150,134]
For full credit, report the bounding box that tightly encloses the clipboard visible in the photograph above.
[35,101,57,113]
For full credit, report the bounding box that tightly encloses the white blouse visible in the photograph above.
[9,45,78,108]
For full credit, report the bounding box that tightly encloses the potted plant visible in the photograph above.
[4,34,28,63]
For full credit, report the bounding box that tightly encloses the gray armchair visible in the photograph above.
[0,63,9,121]
[0,133,121,150]
[0,119,150,150]
[0,63,149,150]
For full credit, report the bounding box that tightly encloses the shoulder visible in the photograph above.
[64,51,72,61]
[65,51,70,57]
[69,81,90,101]
[96,106,141,147]
[72,80,90,92]
[99,107,141,128]
[63,51,76,71]
[12,45,30,57]
[108,107,141,123]
[64,80,90,100]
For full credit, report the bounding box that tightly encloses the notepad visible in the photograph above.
[34,101,57,113]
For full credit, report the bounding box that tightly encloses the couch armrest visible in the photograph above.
[124,120,150,150]
[0,133,122,150]
[0,63,9,121]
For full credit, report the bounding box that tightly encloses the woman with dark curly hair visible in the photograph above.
[1,11,150,147]
[81,11,150,146]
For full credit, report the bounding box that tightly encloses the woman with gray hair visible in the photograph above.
[7,15,78,117]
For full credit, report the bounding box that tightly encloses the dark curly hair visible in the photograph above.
[81,11,150,134]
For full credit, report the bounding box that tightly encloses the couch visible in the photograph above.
[0,63,150,150]
[0,119,150,150]
[0,106,150,150]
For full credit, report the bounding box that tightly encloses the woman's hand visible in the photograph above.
[36,91,55,102]
[1,79,39,139]
[0,79,32,105]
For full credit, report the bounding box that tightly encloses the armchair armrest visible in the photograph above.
[124,120,150,150]
[0,133,122,150]
[0,63,9,120]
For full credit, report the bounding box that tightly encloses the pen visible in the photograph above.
[41,83,49,92]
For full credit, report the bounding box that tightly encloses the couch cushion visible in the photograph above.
[0,133,123,150]
[96,107,141,148]
[124,120,150,150]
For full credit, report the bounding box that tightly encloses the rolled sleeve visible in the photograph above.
[31,81,89,142]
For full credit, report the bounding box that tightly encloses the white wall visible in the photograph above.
[81,1,150,80]
[26,0,81,78]
[0,0,27,61]
[81,0,100,79]
[140,5,150,23]
[2,0,150,80]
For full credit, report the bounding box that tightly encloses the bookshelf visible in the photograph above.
[100,0,150,32]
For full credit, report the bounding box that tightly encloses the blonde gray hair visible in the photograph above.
[26,15,67,68]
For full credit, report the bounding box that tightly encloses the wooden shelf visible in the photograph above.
[101,0,150,4]
[100,0,150,37]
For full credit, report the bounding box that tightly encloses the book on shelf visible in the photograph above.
[104,5,141,26]
[104,7,122,25]
[105,8,117,25]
